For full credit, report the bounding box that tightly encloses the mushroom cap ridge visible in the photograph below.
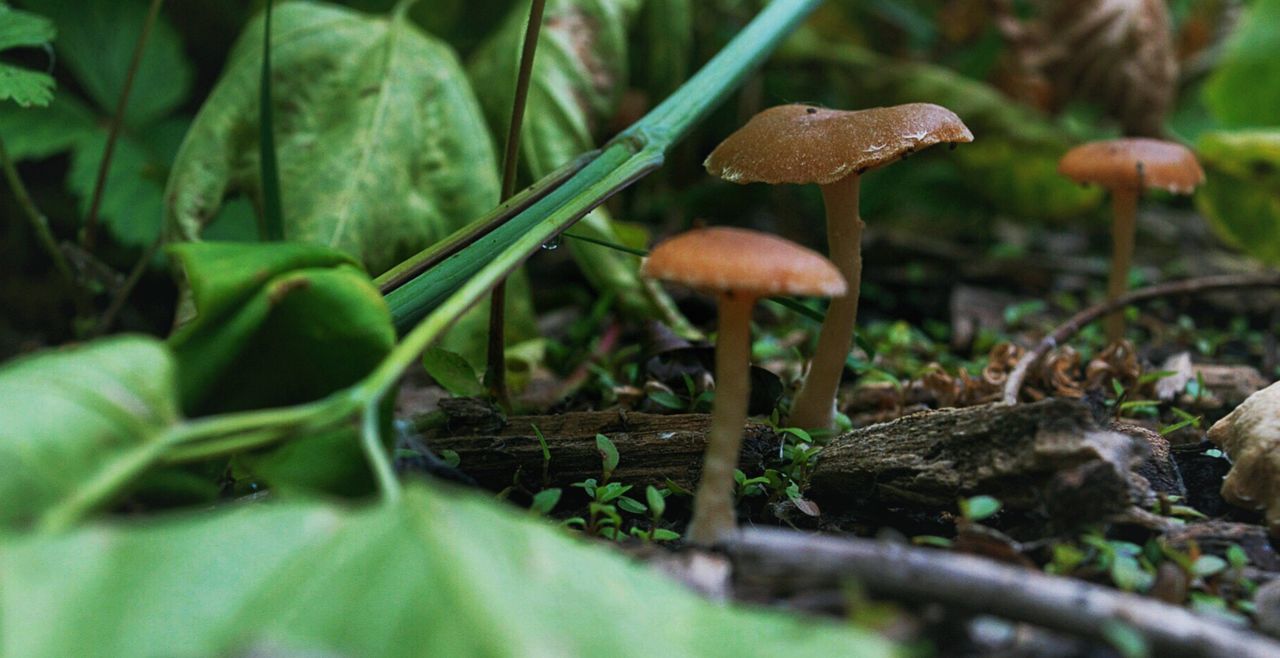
[704,103,974,186]
[1058,138,1204,194]
[641,227,846,298]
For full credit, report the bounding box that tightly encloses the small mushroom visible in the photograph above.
[1058,138,1204,343]
[641,227,845,545]
[1207,380,1280,537]
[705,103,973,430]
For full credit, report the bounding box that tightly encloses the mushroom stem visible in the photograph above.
[1105,187,1140,343]
[686,291,756,546]
[789,176,864,430]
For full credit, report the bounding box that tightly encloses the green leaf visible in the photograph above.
[1192,555,1228,578]
[165,1,500,276]
[0,64,53,108]
[0,94,97,159]
[466,0,687,328]
[640,0,692,98]
[0,484,895,657]
[530,487,562,515]
[0,335,180,528]
[24,0,192,125]
[958,495,1001,522]
[0,4,56,107]
[1194,130,1280,264]
[596,433,620,480]
[646,484,665,518]
[1203,0,1280,128]
[167,242,394,415]
[420,347,483,397]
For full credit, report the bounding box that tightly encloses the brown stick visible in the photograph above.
[82,0,165,251]
[486,0,549,411]
[1003,273,1280,404]
[726,528,1280,658]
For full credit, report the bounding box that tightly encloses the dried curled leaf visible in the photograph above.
[997,0,1177,136]
[1041,346,1085,399]
[1207,381,1280,536]
[1085,340,1141,392]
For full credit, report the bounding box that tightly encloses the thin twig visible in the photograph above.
[92,233,163,336]
[726,528,1280,658]
[81,0,165,251]
[1003,273,1280,404]
[0,136,90,316]
[486,0,548,411]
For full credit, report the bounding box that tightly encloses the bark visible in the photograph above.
[421,409,777,492]
[809,398,1154,525]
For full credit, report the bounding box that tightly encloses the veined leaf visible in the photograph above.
[166,1,500,276]
[23,0,192,125]
[1195,130,1280,264]
[0,336,180,528]
[0,4,56,107]
[0,484,897,657]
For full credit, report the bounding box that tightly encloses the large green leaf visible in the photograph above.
[1195,130,1280,264]
[0,4,55,107]
[166,1,501,276]
[467,0,685,326]
[0,484,897,657]
[22,0,192,125]
[0,336,180,528]
[168,242,395,415]
[1203,0,1280,128]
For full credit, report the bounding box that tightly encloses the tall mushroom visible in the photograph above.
[641,227,844,546]
[1058,138,1204,343]
[705,103,973,430]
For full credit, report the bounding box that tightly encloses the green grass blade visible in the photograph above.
[384,0,821,332]
[258,0,284,241]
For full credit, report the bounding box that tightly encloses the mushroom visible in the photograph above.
[1058,138,1204,343]
[641,227,845,545]
[1207,380,1280,537]
[705,103,973,430]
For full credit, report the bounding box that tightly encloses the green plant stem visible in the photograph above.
[362,402,401,503]
[486,0,549,410]
[258,0,284,240]
[385,0,822,331]
[0,136,88,316]
[375,152,593,293]
[82,0,165,251]
[93,233,163,336]
[38,439,172,533]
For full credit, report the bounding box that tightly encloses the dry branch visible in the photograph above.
[726,528,1280,658]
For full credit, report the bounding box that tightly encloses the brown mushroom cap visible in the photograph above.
[704,103,974,185]
[641,227,846,298]
[1058,138,1204,194]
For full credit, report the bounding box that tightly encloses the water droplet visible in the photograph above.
[541,236,562,250]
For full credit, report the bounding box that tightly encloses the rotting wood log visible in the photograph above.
[725,528,1280,658]
[421,410,777,492]
[809,398,1156,524]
